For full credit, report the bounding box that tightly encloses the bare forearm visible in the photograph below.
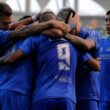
[65,33,89,50]
[9,18,33,30]
[42,29,64,38]
[7,22,52,41]
[0,50,25,64]
[64,33,95,50]
[87,58,100,71]
[8,20,69,42]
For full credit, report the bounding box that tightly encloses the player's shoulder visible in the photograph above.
[0,30,11,36]
[100,36,109,44]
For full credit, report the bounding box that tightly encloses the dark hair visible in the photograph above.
[57,7,76,23]
[0,2,12,17]
[39,11,56,23]
[106,10,110,15]
[18,15,32,21]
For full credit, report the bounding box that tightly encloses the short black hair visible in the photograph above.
[57,7,76,23]
[18,15,32,21]
[106,10,110,15]
[39,11,56,23]
[0,2,12,17]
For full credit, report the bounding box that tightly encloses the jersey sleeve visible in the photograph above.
[88,30,100,50]
[79,26,100,49]
[0,30,11,45]
[19,35,40,55]
[79,26,90,38]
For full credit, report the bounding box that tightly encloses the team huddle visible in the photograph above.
[0,2,110,110]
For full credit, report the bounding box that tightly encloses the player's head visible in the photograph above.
[105,10,110,35]
[57,7,76,23]
[0,2,12,30]
[38,9,57,23]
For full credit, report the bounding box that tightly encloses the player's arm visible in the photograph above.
[9,18,33,30]
[9,14,39,30]
[64,33,95,50]
[42,23,74,38]
[0,50,25,64]
[81,52,100,71]
[7,20,69,42]
[68,13,82,34]
[0,37,39,65]
[86,58,100,71]
[42,29,65,38]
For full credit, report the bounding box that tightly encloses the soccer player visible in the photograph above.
[57,8,100,110]
[0,3,69,42]
[0,9,101,110]
[0,2,70,110]
[0,3,34,110]
[99,10,110,110]
[0,10,79,110]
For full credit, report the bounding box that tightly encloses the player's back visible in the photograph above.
[33,34,79,104]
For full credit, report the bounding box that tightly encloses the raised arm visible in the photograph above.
[64,33,96,50]
[9,17,33,30]
[9,14,39,30]
[67,13,100,51]
[7,20,70,42]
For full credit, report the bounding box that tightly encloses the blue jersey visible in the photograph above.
[76,27,100,100]
[100,37,110,101]
[0,30,11,45]
[19,34,79,104]
[0,30,12,56]
[0,30,35,96]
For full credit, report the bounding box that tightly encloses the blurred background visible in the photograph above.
[1,0,109,36]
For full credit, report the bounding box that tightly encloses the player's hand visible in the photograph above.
[15,24,26,30]
[49,20,71,33]
[42,29,65,38]
[69,13,82,34]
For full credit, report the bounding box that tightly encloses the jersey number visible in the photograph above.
[57,43,70,71]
